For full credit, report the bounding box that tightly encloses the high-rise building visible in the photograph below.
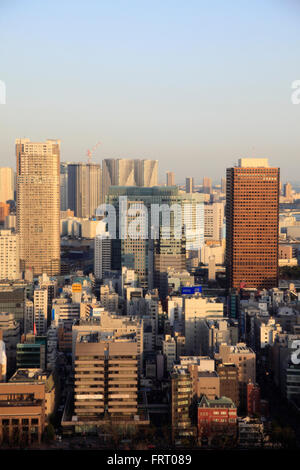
[0,167,14,203]
[102,159,158,203]
[221,177,226,194]
[283,182,293,201]
[16,138,60,276]
[0,203,10,224]
[33,289,48,336]
[0,230,20,280]
[107,186,204,291]
[226,158,279,290]
[60,162,69,211]
[135,159,158,187]
[68,163,101,218]
[94,221,111,280]
[166,171,175,186]
[203,176,212,194]
[204,202,224,241]
[185,177,194,193]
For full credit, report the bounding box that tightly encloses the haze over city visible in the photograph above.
[1,0,300,182]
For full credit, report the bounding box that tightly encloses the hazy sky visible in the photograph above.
[0,0,300,183]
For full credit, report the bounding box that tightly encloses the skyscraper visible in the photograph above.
[60,162,69,211]
[135,159,158,187]
[94,221,111,280]
[226,158,279,290]
[185,177,194,194]
[203,176,212,194]
[16,138,60,276]
[101,159,158,203]
[166,171,175,186]
[0,167,14,203]
[68,163,101,218]
[107,186,204,292]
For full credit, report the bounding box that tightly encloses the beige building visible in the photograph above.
[204,202,224,241]
[72,312,143,373]
[16,138,60,276]
[101,158,158,203]
[0,167,14,203]
[0,230,20,280]
[74,332,138,420]
[166,171,175,186]
[216,343,256,405]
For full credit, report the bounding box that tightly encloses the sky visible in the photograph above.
[0,0,300,184]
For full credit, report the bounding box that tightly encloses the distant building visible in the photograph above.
[185,177,194,194]
[166,171,175,186]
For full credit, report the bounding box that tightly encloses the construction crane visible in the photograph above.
[87,141,101,164]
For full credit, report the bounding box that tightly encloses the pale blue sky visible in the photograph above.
[0,0,300,183]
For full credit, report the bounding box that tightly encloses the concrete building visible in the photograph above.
[203,177,212,195]
[94,221,111,280]
[101,158,158,203]
[72,312,143,373]
[0,230,20,280]
[162,334,176,373]
[16,138,60,276]
[67,162,101,218]
[184,295,224,355]
[166,171,175,186]
[74,332,138,421]
[204,202,224,241]
[185,177,194,194]
[216,343,256,406]
[0,313,20,378]
[9,368,56,417]
[0,381,46,446]
[33,289,48,336]
[217,363,239,408]
[0,167,14,203]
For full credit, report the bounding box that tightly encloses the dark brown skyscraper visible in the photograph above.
[226,158,279,290]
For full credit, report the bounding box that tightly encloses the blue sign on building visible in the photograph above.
[181,286,202,295]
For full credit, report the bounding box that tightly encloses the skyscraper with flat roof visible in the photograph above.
[0,167,14,203]
[185,177,194,194]
[226,158,279,290]
[166,171,175,186]
[16,138,60,276]
[67,162,101,217]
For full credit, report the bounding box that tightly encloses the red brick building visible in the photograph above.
[197,395,237,440]
[247,380,261,416]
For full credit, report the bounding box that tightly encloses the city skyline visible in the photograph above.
[1,1,300,181]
